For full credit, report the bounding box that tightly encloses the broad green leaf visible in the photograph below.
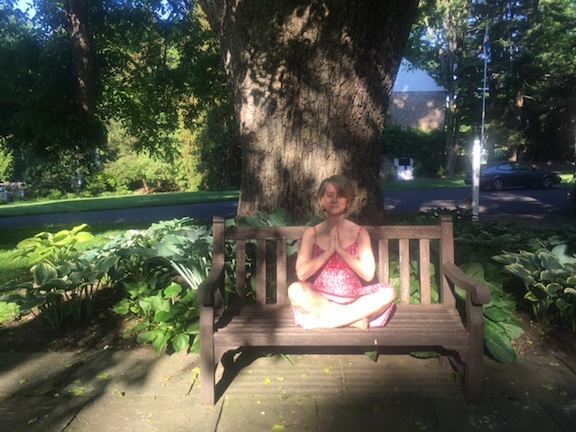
[32,263,59,284]
[483,306,510,322]
[555,298,571,312]
[237,216,264,227]
[410,351,438,359]
[137,330,157,345]
[152,331,171,354]
[484,320,518,363]
[499,320,525,340]
[52,230,71,244]
[189,335,200,353]
[171,333,190,353]
[95,255,119,272]
[164,282,182,300]
[150,296,170,312]
[113,300,130,315]
[75,232,94,243]
[503,263,534,285]
[525,291,544,302]
[461,261,485,282]
[152,240,185,259]
[536,250,562,270]
[185,321,200,335]
[545,282,564,296]
[154,310,177,322]
[365,351,379,362]
[138,298,153,314]
[263,207,292,227]
[551,244,576,265]
[40,279,69,290]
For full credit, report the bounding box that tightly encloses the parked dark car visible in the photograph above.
[465,161,562,191]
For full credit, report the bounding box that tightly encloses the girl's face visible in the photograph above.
[321,182,348,215]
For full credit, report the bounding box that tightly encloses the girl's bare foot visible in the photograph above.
[350,317,370,331]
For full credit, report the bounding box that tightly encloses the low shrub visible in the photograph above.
[494,246,576,331]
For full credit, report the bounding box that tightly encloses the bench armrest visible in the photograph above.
[197,261,226,306]
[443,262,491,305]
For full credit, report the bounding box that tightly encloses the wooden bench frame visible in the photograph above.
[198,215,491,405]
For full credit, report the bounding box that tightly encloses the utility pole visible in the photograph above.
[473,26,490,222]
[481,26,489,154]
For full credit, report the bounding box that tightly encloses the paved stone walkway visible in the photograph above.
[1,349,575,431]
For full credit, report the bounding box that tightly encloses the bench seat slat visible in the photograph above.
[213,305,469,348]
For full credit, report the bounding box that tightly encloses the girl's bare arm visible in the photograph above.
[335,228,376,281]
[295,227,335,281]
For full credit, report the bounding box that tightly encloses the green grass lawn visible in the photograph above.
[0,177,467,219]
[0,190,239,218]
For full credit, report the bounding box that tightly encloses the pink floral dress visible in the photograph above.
[292,227,395,328]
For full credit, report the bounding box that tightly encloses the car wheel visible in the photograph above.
[491,178,504,191]
[541,176,554,189]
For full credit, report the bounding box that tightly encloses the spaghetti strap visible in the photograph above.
[356,226,363,242]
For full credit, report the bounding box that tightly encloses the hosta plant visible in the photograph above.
[114,281,200,354]
[1,255,121,329]
[458,260,524,363]
[108,218,216,353]
[9,224,94,266]
[493,248,576,331]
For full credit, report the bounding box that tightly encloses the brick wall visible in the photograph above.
[388,91,446,132]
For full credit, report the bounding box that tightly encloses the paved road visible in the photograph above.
[0,185,572,229]
[384,184,573,215]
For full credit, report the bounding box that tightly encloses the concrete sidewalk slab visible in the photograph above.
[432,399,565,432]
[0,352,88,398]
[1,350,575,432]
[60,350,201,398]
[0,396,90,432]
[61,394,221,432]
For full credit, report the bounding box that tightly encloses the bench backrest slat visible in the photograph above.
[256,239,267,304]
[276,240,288,304]
[235,239,247,304]
[378,239,389,284]
[420,238,431,305]
[399,239,411,303]
[219,215,454,307]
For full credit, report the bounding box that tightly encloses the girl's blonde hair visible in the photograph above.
[317,175,356,208]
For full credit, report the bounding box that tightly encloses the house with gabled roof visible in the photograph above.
[388,59,446,131]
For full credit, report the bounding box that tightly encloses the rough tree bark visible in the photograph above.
[64,0,97,118]
[199,0,418,223]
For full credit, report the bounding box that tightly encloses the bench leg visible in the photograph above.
[463,351,484,404]
[200,306,216,405]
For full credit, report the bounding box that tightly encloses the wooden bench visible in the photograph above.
[198,215,491,405]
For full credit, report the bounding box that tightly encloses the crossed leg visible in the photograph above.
[288,282,396,330]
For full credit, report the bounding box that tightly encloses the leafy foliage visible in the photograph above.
[9,224,94,266]
[454,220,576,361]
[459,261,524,363]
[1,211,574,361]
[494,247,576,331]
[408,0,576,163]
[1,255,121,330]
[100,218,214,354]
[382,126,447,177]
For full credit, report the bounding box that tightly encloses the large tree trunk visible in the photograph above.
[199,0,418,223]
[64,0,97,118]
